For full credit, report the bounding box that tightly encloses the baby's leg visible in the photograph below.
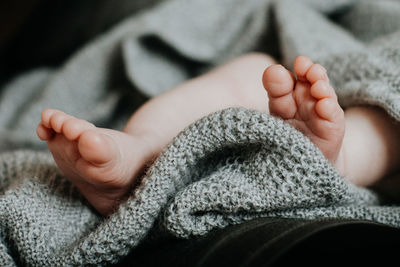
[37,53,276,215]
[342,106,400,186]
[123,53,274,152]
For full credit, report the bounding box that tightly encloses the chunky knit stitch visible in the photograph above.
[1,0,400,265]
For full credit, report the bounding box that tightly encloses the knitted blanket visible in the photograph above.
[1,0,400,265]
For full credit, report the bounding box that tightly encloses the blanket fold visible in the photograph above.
[2,0,400,265]
[0,108,387,266]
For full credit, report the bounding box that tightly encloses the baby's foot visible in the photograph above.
[262,56,345,169]
[36,109,151,215]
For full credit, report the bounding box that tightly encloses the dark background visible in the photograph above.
[0,0,161,86]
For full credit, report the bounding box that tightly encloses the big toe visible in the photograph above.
[263,64,294,97]
[262,64,297,119]
[78,130,119,165]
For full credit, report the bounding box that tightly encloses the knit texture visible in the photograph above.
[1,0,400,265]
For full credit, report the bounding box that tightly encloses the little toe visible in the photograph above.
[41,108,58,128]
[294,56,313,82]
[63,118,95,140]
[36,123,54,140]
[78,130,118,165]
[306,64,329,84]
[262,64,295,97]
[310,80,337,100]
[49,111,73,133]
[315,98,343,122]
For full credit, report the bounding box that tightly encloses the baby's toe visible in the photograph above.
[315,98,344,122]
[294,56,313,82]
[36,123,54,140]
[306,64,329,84]
[263,64,295,97]
[310,80,342,122]
[48,111,73,133]
[263,64,297,119]
[63,118,95,140]
[41,108,58,128]
[310,80,337,100]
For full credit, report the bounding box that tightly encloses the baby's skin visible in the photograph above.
[263,56,345,166]
[37,55,400,215]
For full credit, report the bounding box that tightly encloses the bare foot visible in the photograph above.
[36,109,151,215]
[262,56,345,171]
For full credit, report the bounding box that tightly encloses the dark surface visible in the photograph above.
[0,0,162,85]
[118,217,400,267]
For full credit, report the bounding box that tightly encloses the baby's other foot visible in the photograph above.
[37,109,149,215]
[262,56,345,168]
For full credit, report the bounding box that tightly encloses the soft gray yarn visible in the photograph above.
[1,0,400,265]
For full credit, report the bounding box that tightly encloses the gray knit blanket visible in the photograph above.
[2,0,400,265]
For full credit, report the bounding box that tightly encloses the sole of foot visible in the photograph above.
[37,109,147,215]
[262,56,345,166]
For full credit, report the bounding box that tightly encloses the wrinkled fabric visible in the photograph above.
[1,0,400,265]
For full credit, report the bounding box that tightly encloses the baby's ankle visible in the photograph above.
[126,130,165,165]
